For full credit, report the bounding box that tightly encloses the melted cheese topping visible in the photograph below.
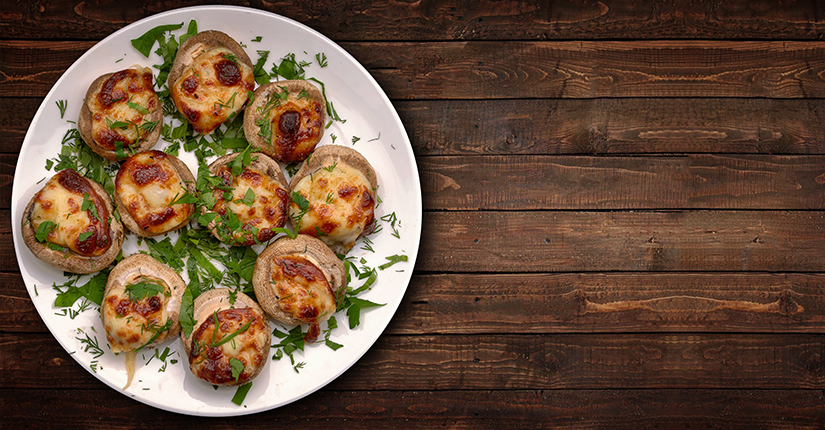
[87,67,159,150]
[211,165,288,245]
[189,307,268,385]
[270,255,336,323]
[116,151,193,235]
[102,276,171,354]
[290,162,376,252]
[29,170,111,257]
[171,47,255,135]
[256,92,324,163]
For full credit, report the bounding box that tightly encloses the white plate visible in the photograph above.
[11,6,421,416]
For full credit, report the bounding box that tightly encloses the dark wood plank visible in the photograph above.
[348,41,825,99]
[421,155,825,210]
[418,211,825,273]
[8,98,825,155]
[4,0,825,42]
[390,273,825,334]
[5,210,825,273]
[6,41,825,99]
[3,332,823,389]
[402,99,825,156]
[1,389,824,429]
[7,271,825,335]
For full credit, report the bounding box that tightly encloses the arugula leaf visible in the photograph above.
[179,20,198,45]
[125,280,166,301]
[131,23,183,57]
[230,357,244,381]
[345,297,385,329]
[168,191,199,206]
[238,188,255,207]
[231,383,253,406]
[379,254,408,270]
[35,221,57,242]
[127,100,150,115]
[179,283,196,338]
[291,191,309,211]
[253,50,271,85]
[54,270,108,307]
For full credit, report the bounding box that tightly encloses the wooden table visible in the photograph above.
[3,1,825,427]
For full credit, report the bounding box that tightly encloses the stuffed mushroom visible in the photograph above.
[78,66,162,160]
[182,289,271,386]
[252,234,346,342]
[21,169,124,274]
[101,253,186,354]
[114,150,196,237]
[202,152,289,246]
[167,30,255,135]
[288,145,377,254]
[243,80,326,164]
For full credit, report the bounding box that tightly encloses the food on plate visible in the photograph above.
[182,288,271,386]
[252,234,346,341]
[288,145,377,254]
[78,66,162,160]
[21,169,124,274]
[167,30,255,135]
[243,80,326,163]
[204,152,289,246]
[115,150,196,237]
[101,254,186,353]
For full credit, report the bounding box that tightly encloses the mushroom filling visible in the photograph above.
[102,275,171,354]
[189,307,268,385]
[29,169,112,257]
[270,255,336,323]
[289,162,376,251]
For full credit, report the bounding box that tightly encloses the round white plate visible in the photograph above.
[11,6,421,416]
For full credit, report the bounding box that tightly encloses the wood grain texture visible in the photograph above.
[2,332,823,390]
[418,211,825,273]
[402,98,825,156]
[1,389,823,429]
[6,272,825,335]
[391,273,825,334]
[6,41,825,99]
[9,98,825,156]
[3,210,825,274]
[420,155,825,210]
[4,0,825,41]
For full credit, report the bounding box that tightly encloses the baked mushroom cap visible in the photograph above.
[114,150,196,237]
[252,234,346,326]
[167,30,253,89]
[101,253,186,354]
[21,169,124,274]
[203,151,289,246]
[288,145,378,254]
[78,66,162,161]
[182,288,271,386]
[243,80,327,163]
[167,31,255,135]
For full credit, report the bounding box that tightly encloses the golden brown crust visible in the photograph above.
[101,254,186,352]
[252,234,346,325]
[78,70,162,161]
[114,151,196,237]
[167,30,253,92]
[21,172,124,274]
[203,151,289,245]
[243,80,327,163]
